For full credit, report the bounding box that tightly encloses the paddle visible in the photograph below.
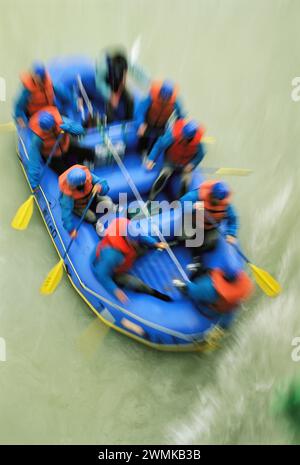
[40,186,99,295]
[202,167,252,176]
[202,209,281,297]
[0,121,16,132]
[11,131,64,230]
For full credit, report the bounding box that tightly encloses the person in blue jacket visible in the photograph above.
[13,61,75,126]
[91,217,171,303]
[58,165,113,238]
[179,180,239,258]
[27,106,95,189]
[145,118,206,202]
[135,80,185,154]
[173,260,253,330]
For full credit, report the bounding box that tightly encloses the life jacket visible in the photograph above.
[59,165,94,210]
[95,218,137,274]
[20,71,55,115]
[146,81,178,129]
[165,119,205,166]
[29,106,70,157]
[210,269,253,313]
[199,180,231,230]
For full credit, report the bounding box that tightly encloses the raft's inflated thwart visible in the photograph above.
[16,56,245,352]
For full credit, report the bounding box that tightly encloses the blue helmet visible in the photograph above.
[159,80,174,100]
[183,120,198,139]
[211,181,230,200]
[222,260,238,281]
[67,167,87,187]
[39,111,55,130]
[32,61,46,79]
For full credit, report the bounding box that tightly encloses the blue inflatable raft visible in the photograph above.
[15,56,245,352]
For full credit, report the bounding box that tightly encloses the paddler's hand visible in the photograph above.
[93,184,102,194]
[77,97,83,111]
[70,229,78,239]
[137,123,147,137]
[17,117,26,128]
[98,180,109,195]
[145,160,155,171]
[110,92,119,109]
[60,121,85,136]
[183,163,194,173]
[226,235,237,244]
[193,201,204,211]
[155,242,168,250]
[114,288,129,304]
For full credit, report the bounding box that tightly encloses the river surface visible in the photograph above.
[0,0,300,444]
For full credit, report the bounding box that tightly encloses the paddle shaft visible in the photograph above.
[63,189,98,259]
[34,131,65,190]
[77,75,94,118]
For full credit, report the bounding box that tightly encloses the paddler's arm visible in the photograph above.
[134,95,151,130]
[180,189,199,204]
[147,130,174,167]
[91,247,126,299]
[193,142,206,166]
[28,133,44,189]
[225,204,239,242]
[174,98,186,119]
[59,194,75,234]
[54,83,77,113]
[13,86,30,124]
[90,174,110,195]
[60,117,85,136]
[183,142,206,173]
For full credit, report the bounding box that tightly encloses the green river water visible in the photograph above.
[0,0,300,445]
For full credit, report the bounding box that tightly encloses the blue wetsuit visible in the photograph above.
[180,189,239,237]
[13,83,74,123]
[148,129,206,169]
[134,95,185,129]
[59,175,109,233]
[186,274,236,329]
[90,233,157,295]
[27,117,85,189]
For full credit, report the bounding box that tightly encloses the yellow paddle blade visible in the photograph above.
[215,167,253,176]
[0,121,16,132]
[77,318,110,359]
[40,259,64,295]
[249,263,282,297]
[202,136,216,144]
[11,195,35,230]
